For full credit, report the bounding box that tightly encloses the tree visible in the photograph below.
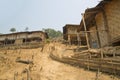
[24,27,29,44]
[9,28,16,44]
[42,28,63,39]
[25,27,29,31]
[10,28,16,33]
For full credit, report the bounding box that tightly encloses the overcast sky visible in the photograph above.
[0,0,99,34]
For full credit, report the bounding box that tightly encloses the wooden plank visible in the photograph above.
[16,59,33,64]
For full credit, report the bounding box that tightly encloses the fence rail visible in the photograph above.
[50,53,120,75]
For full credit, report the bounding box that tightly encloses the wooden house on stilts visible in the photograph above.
[79,0,120,49]
[0,31,48,46]
[63,24,86,45]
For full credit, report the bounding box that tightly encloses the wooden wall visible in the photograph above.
[67,26,78,34]
[89,26,98,48]
[95,12,109,47]
[94,0,120,47]
[16,33,28,39]
[63,25,79,41]
[0,32,47,45]
[104,0,120,41]
[28,32,44,40]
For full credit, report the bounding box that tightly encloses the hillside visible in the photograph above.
[0,43,119,80]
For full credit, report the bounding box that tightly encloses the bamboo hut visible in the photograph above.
[63,24,86,45]
[0,31,48,45]
[79,0,120,48]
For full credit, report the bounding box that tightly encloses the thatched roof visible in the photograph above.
[79,0,112,30]
[63,24,80,28]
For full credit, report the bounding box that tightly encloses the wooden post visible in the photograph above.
[89,53,91,59]
[86,53,90,71]
[95,68,100,80]
[79,35,82,46]
[77,32,80,47]
[25,68,31,80]
[101,50,103,59]
[68,35,71,45]
[81,13,90,49]
[113,52,116,57]
[14,72,18,80]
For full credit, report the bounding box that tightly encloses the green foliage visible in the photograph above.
[10,28,16,33]
[42,28,62,39]
[45,39,50,43]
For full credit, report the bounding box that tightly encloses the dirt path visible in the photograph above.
[31,44,116,80]
[33,52,102,80]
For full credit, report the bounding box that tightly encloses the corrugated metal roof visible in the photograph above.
[0,31,45,36]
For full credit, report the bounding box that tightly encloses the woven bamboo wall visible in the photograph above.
[67,26,78,34]
[0,32,46,41]
[28,32,44,40]
[95,12,109,47]
[63,25,79,41]
[89,26,98,48]
[104,0,120,41]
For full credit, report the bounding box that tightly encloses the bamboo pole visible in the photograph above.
[68,35,71,45]
[79,36,82,46]
[95,68,101,80]
[81,13,90,49]
[101,50,104,59]
[77,32,80,47]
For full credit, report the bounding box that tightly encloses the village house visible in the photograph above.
[79,0,120,48]
[0,31,48,45]
[63,24,86,45]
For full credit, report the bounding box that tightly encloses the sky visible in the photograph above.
[0,0,99,34]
